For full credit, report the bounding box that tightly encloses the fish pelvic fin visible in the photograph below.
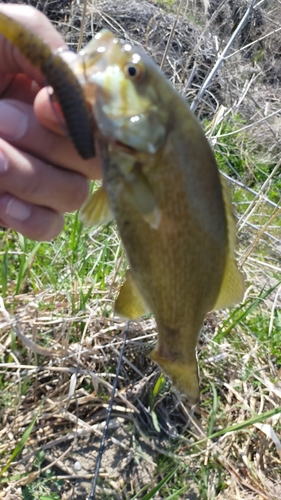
[114,270,150,319]
[214,176,244,310]
[79,185,113,227]
[149,349,200,405]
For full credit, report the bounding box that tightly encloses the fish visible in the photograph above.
[0,11,95,159]
[78,30,244,404]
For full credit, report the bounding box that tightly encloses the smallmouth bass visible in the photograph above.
[0,11,95,159]
[75,30,244,404]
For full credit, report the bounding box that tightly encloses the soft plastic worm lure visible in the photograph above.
[0,12,95,159]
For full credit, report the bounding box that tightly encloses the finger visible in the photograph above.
[0,99,101,180]
[2,74,41,104]
[0,139,89,213]
[0,193,64,241]
[35,87,70,136]
[0,4,66,92]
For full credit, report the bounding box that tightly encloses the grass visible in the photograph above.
[1,0,281,499]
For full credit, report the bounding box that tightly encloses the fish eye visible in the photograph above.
[124,62,144,81]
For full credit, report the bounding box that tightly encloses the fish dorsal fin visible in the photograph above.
[115,270,150,319]
[213,176,244,310]
[79,185,113,227]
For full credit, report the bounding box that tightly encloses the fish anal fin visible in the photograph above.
[80,185,113,227]
[149,349,200,405]
[114,271,150,319]
[214,176,244,309]
[213,258,244,309]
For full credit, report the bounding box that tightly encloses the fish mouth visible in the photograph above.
[98,132,158,161]
[95,123,139,156]
[94,114,162,157]
[113,139,137,154]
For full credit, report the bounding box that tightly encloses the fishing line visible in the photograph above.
[88,321,130,500]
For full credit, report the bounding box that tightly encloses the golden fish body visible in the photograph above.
[76,31,244,404]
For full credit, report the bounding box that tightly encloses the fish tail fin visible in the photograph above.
[149,349,200,405]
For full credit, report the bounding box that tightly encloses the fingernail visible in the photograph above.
[0,101,28,140]
[0,151,8,172]
[6,198,31,221]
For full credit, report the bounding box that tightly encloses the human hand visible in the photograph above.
[0,4,100,241]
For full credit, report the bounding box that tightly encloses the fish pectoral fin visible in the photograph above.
[128,168,161,230]
[114,271,150,319]
[79,185,113,227]
[149,349,200,405]
[142,207,162,230]
[213,175,244,310]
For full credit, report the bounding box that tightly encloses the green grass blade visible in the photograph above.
[151,410,161,433]
[131,468,177,500]
[1,251,8,298]
[0,402,43,476]
[79,283,95,310]
[191,406,281,449]
[138,468,177,500]
[166,485,189,499]
[15,240,41,294]
[214,280,281,342]
[70,211,83,259]
[40,497,59,500]
[153,373,165,398]
[0,472,27,484]
[15,253,25,295]
[21,242,41,276]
